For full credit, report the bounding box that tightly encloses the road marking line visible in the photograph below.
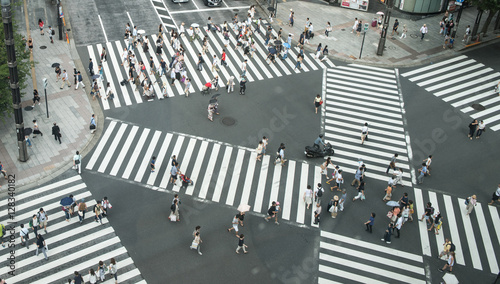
[318,265,389,284]
[400,55,467,77]
[86,121,117,170]
[296,163,308,224]
[443,195,465,265]
[198,144,221,199]
[185,141,208,195]
[134,130,161,183]
[282,160,295,220]
[122,128,150,179]
[97,14,108,43]
[147,133,173,186]
[110,125,141,176]
[253,155,270,213]
[225,149,245,205]
[414,188,431,257]
[458,197,482,270]
[169,6,251,14]
[473,202,498,274]
[98,123,127,173]
[212,146,233,202]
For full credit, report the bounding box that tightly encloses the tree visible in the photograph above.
[470,0,500,36]
[0,15,31,116]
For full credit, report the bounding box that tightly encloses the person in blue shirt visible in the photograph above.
[364,213,375,233]
[314,134,325,150]
[90,114,96,134]
[417,163,427,184]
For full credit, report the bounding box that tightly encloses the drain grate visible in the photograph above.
[24,106,33,111]
[221,117,236,126]
[471,104,486,111]
[40,46,47,49]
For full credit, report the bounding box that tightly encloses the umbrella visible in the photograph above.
[92,74,101,80]
[386,201,399,207]
[209,99,217,104]
[51,63,60,68]
[60,197,73,207]
[275,40,282,45]
[24,128,32,135]
[137,29,146,35]
[442,273,458,284]
[283,42,291,49]
[376,11,384,15]
[237,204,251,212]
[191,23,199,28]
[269,47,277,54]
[211,94,221,99]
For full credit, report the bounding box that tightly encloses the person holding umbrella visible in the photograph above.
[239,76,247,95]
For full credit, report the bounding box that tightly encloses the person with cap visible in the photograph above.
[314,134,325,150]
[78,199,88,224]
[329,195,339,218]
[239,75,247,95]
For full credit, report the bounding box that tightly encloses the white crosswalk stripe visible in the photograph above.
[318,231,426,283]
[0,176,146,283]
[86,118,335,226]
[324,65,412,188]
[414,188,500,274]
[83,20,333,110]
[401,55,500,131]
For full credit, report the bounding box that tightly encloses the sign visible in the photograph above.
[43,78,48,89]
[364,23,369,31]
[341,0,368,11]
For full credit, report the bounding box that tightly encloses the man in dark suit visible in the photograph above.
[52,122,61,144]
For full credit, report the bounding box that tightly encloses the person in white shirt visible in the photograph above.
[314,183,324,204]
[351,18,359,33]
[60,70,71,89]
[423,155,432,174]
[187,27,194,41]
[73,151,82,174]
[420,24,428,40]
[20,224,30,248]
[475,121,486,139]
[462,25,470,42]
[361,122,369,144]
[303,185,313,209]
[331,170,343,191]
[393,168,404,187]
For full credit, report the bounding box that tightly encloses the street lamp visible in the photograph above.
[451,0,464,38]
[2,0,29,162]
[359,23,369,59]
[43,78,49,118]
[376,0,393,56]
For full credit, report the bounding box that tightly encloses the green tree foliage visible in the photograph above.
[0,19,31,115]
[470,0,500,35]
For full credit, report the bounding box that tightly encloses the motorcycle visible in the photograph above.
[305,143,334,158]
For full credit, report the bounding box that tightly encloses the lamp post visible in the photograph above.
[57,0,63,40]
[359,23,369,59]
[376,0,393,56]
[1,0,29,162]
[43,78,49,118]
[451,0,464,38]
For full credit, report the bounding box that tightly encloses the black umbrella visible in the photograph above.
[269,47,277,54]
[24,128,32,135]
[211,94,221,99]
[209,99,218,104]
[92,75,101,80]
[51,63,60,68]
[275,40,282,45]
[60,197,74,207]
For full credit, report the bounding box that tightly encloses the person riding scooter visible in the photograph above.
[314,134,325,150]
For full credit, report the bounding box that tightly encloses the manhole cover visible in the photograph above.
[410,34,418,38]
[388,46,396,50]
[471,104,486,111]
[40,46,47,49]
[221,117,236,126]
[24,106,33,111]
[341,29,345,31]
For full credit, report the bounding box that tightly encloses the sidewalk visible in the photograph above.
[259,0,500,67]
[0,1,101,192]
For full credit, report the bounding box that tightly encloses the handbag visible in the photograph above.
[319,100,323,105]
[90,124,96,130]
[169,214,177,222]
[190,241,198,249]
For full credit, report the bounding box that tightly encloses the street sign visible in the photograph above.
[364,23,369,31]
[43,78,48,89]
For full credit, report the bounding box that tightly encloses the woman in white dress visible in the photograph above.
[303,185,313,209]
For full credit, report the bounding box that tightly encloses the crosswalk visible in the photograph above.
[318,231,426,283]
[150,0,177,30]
[401,55,500,131]
[414,187,500,274]
[324,64,412,186]
[86,19,335,110]
[0,175,146,284]
[86,118,328,226]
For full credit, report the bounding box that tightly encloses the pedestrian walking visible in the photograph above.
[75,71,85,90]
[89,114,97,134]
[351,165,365,187]
[356,21,362,36]
[170,162,179,184]
[360,122,369,144]
[94,203,104,224]
[315,183,324,205]
[420,24,428,40]
[256,141,264,161]
[314,94,322,114]
[48,26,54,43]
[381,223,393,244]
[330,169,343,191]
[237,212,245,226]
[101,197,112,217]
[328,195,339,218]
[383,184,393,201]
[60,70,71,89]
[0,161,6,181]
[170,199,180,222]
[420,202,434,225]
[88,269,98,284]
[211,55,220,72]
[364,213,375,233]
[25,135,32,148]
[226,76,235,93]
[393,213,403,238]
[400,24,407,39]
[37,208,49,233]
[489,184,500,205]
[55,66,61,81]
[88,58,94,76]
[100,46,107,62]
[304,185,313,209]
[320,157,334,175]
[325,21,332,37]
[32,89,41,107]
[97,261,106,282]
[386,153,398,174]
[475,120,486,139]
[38,18,44,35]
[72,271,85,284]
[463,25,471,41]
[0,224,6,247]
[464,194,477,215]
[228,214,240,236]
[408,200,414,221]
[78,199,87,224]
[338,190,347,211]
[30,214,39,238]
[184,78,191,97]
[438,239,453,259]
[423,155,432,175]
[313,203,322,224]
[109,258,118,284]
[264,201,279,225]
[150,156,156,173]
[34,233,48,260]
[353,181,366,202]
[236,234,248,254]
[20,224,29,248]
[73,151,82,174]
[191,227,203,255]
[391,19,399,36]
[417,163,428,184]
[438,252,455,273]
[52,122,61,144]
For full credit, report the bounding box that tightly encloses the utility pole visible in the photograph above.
[471,8,483,38]
[359,23,369,59]
[57,0,63,40]
[377,0,393,56]
[451,0,464,38]
[1,0,29,162]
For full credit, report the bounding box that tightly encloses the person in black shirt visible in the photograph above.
[264,201,278,224]
[236,234,248,254]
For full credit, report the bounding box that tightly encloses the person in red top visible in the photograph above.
[38,19,44,35]
[221,50,227,67]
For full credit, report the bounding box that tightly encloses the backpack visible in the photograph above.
[449,242,456,252]
[465,197,470,205]
[317,188,323,197]
[51,29,55,35]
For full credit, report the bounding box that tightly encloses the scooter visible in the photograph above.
[305,143,334,158]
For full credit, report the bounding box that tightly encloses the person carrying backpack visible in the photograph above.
[438,238,455,259]
[315,183,324,205]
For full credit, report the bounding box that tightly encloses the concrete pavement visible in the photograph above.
[257,0,500,67]
[0,0,102,192]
